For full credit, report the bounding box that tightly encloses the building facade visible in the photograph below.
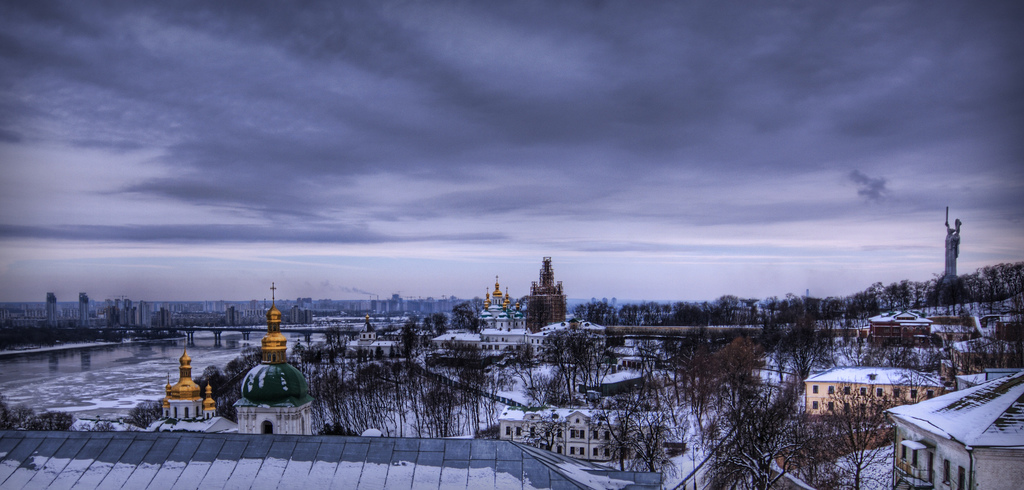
[888,371,1024,490]
[235,285,314,435]
[804,367,944,414]
[498,408,616,462]
[868,310,934,345]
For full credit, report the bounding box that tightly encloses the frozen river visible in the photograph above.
[0,332,316,420]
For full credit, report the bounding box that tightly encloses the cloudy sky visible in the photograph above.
[1,1,1022,303]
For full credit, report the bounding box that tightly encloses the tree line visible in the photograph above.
[574,261,1024,328]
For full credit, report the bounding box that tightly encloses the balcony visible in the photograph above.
[895,440,933,489]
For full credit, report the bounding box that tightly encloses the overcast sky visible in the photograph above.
[1,1,1022,303]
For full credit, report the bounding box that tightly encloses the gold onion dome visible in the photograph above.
[168,347,201,401]
[261,282,288,364]
[492,276,503,297]
[203,384,216,411]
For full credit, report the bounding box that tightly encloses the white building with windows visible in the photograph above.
[887,370,1024,489]
[498,407,617,462]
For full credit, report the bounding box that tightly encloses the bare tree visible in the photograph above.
[709,382,805,490]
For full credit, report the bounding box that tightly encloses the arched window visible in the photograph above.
[262,421,274,434]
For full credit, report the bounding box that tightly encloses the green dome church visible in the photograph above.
[235,284,314,434]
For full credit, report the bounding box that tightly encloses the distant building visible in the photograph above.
[804,367,944,414]
[137,300,152,327]
[347,314,398,358]
[888,370,1024,490]
[78,292,89,327]
[45,292,57,326]
[527,257,567,332]
[868,310,933,345]
[481,277,526,331]
[235,286,313,435]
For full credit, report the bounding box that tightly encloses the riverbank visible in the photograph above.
[0,337,185,358]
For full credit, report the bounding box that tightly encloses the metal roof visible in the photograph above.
[0,431,661,489]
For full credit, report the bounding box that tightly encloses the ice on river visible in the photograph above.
[0,332,289,419]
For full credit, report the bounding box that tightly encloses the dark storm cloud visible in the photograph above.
[0,223,504,244]
[848,170,888,202]
[1,0,1022,235]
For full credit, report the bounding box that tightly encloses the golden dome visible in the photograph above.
[167,347,201,401]
[492,276,503,297]
[261,282,288,364]
[203,384,216,411]
[266,304,282,322]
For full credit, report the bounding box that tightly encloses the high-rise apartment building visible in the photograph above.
[138,300,152,327]
[78,293,90,327]
[46,292,57,326]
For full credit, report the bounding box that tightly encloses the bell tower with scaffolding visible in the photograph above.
[526,257,567,332]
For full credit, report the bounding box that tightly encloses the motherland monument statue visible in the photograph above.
[943,206,961,281]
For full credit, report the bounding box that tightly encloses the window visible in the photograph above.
[912,449,918,466]
[943,460,950,483]
[843,402,850,412]
[593,447,598,456]
[557,430,562,438]
[812,401,819,410]
[262,421,273,434]
[827,401,834,411]
[843,386,851,395]
[185,407,189,418]
[530,427,535,437]
[958,466,965,489]
[893,388,901,398]
[900,444,907,461]
[927,389,934,399]
[604,448,610,456]
[876,387,883,396]
[604,431,610,440]
[812,385,818,394]
[860,387,867,395]
[570,447,575,455]
[592,430,598,439]
[557,446,562,454]
[516,427,522,436]
[506,426,511,436]
[910,389,918,399]
[828,385,835,394]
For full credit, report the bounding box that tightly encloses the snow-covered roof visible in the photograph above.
[430,332,482,343]
[0,431,661,489]
[602,370,644,384]
[868,310,932,325]
[539,320,605,333]
[480,328,528,336]
[805,367,942,387]
[951,337,1015,353]
[147,416,237,433]
[499,407,600,422]
[888,370,1024,447]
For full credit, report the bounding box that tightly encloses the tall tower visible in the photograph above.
[46,292,57,326]
[78,293,89,327]
[526,257,567,332]
[235,283,313,435]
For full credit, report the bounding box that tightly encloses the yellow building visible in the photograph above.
[804,367,945,414]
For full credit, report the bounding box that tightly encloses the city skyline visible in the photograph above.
[1,2,1022,302]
